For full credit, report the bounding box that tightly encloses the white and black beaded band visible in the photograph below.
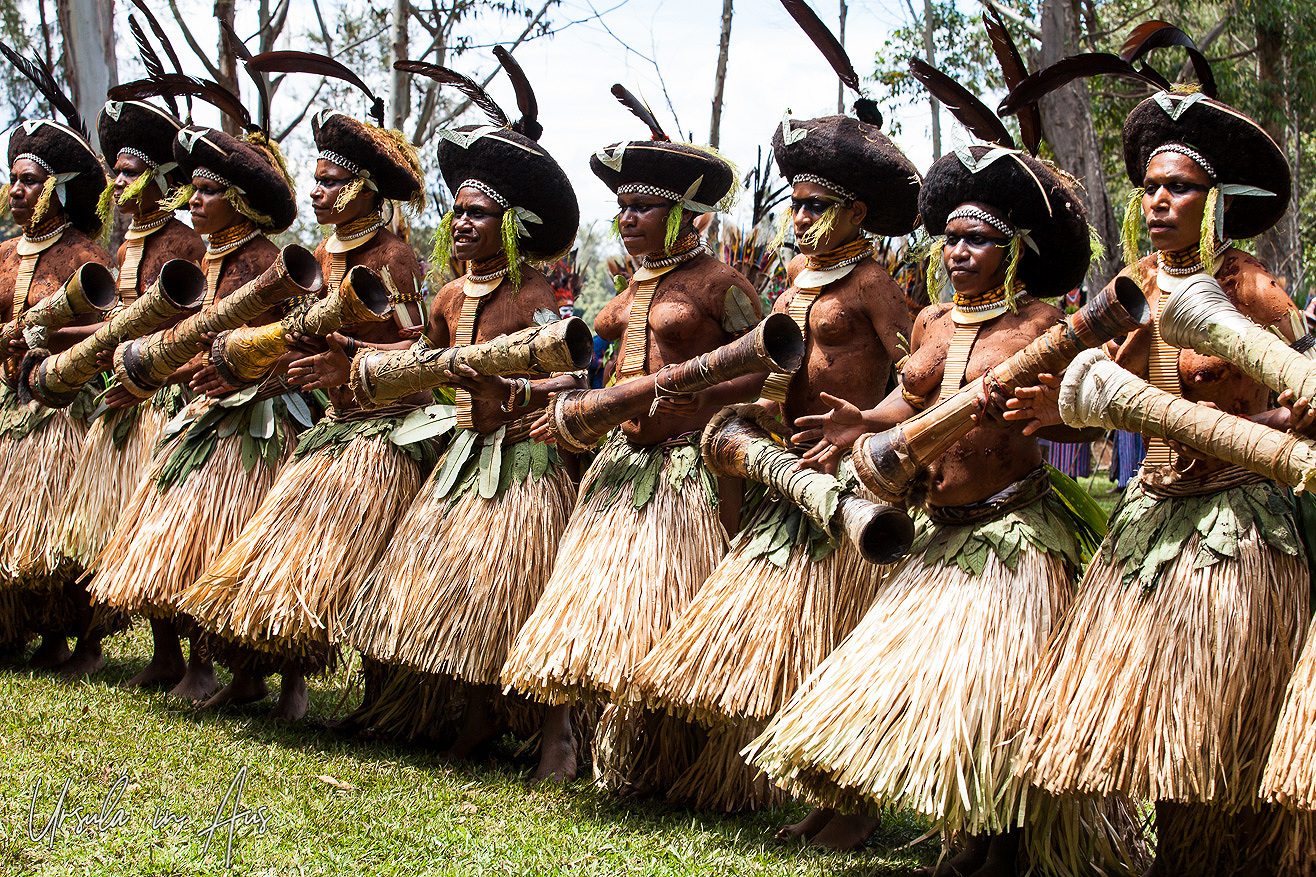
[1293,333,1316,355]
[15,153,55,176]
[193,167,233,189]
[616,182,681,202]
[117,147,159,170]
[947,205,1016,238]
[458,179,510,210]
[1149,143,1216,180]
[791,173,856,203]
[318,149,361,176]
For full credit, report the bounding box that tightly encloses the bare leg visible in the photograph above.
[532,703,577,784]
[915,834,991,876]
[775,807,836,841]
[442,684,503,759]
[57,631,106,678]
[201,671,270,709]
[810,812,882,851]
[968,830,1020,877]
[27,635,70,670]
[124,619,186,689]
[167,638,217,701]
[269,671,308,721]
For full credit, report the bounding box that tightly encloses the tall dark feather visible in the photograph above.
[998,53,1163,116]
[250,50,385,126]
[219,19,269,134]
[982,8,1042,154]
[1120,21,1215,96]
[128,0,191,119]
[0,40,87,139]
[492,46,541,140]
[778,0,860,94]
[109,75,251,131]
[908,57,1014,148]
[394,60,507,128]
[127,15,179,118]
[609,83,668,141]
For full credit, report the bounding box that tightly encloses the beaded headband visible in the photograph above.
[193,167,234,189]
[947,205,1016,238]
[616,182,681,202]
[458,179,510,210]
[318,149,361,176]
[117,147,158,170]
[792,173,856,203]
[1148,143,1216,180]
[14,153,56,176]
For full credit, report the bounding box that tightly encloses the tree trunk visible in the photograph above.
[1037,0,1119,292]
[836,0,848,114]
[214,0,240,136]
[923,0,939,158]
[54,0,116,150]
[708,0,733,150]
[1254,21,1299,293]
[389,0,410,131]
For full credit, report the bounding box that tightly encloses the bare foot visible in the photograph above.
[201,672,270,709]
[168,660,218,702]
[809,812,881,852]
[27,635,71,670]
[123,619,186,689]
[56,637,106,679]
[531,704,577,784]
[442,686,503,759]
[915,834,991,876]
[775,807,836,841]
[269,672,307,721]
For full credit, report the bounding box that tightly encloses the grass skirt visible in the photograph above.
[1262,618,1316,810]
[747,538,1073,835]
[346,462,576,683]
[1015,535,1307,809]
[48,404,166,578]
[0,406,87,589]
[89,412,289,620]
[177,433,425,673]
[500,440,727,705]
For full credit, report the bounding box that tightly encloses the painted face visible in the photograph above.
[451,186,505,263]
[1142,150,1214,254]
[9,157,51,227]
[112,151,159,216]
[310,158,376,225]
[189,174,239,236]
[789,179,863,255]
[942,202,1011,297]
[615,191,676,257]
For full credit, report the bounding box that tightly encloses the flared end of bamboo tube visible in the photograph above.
[70,262,118,315]
[1058,348,1118,430]
[1111,275,1151,328]
[156,259,207,310]
[843,497,915,564]
[1159,275,1254,352]
[343,266,393,319]
[759,312,806,374]
[558,317,595,370]
[280,245,324,298]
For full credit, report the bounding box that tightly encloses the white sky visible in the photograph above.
[13,0,951,229]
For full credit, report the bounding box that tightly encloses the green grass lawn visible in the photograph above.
[0,625,939,876]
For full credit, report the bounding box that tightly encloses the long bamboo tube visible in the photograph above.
[349,316,594,408]
[211,265,393,387]
[546,312,806,452]
[1059,348,1316,490]
[23,260,205,407]
[1,261,118,389]
[702,405,914,563]
[113,245,321,398]
[850,276,1152,502]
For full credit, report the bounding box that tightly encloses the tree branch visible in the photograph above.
[167,0,222,81]
[981,0,1040,39]
[276,77,325,140]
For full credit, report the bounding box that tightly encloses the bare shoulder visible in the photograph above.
[1220,247,1294,326]
[1018,294,1065,330]
[509,267,558,314]
[785,252,807,285]
[685,253,756,296]
[159,218,205,260]
[59,229,113,267]
[371,230,423,274]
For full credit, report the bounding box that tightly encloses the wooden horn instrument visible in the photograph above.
[211,265,394,387]
[546,312,807,453]
[22,260,205,407]
[349,316,595,409]
[113,245,322,398]
[701,405,915,564]
[850,276,1152,502]
[1,261,118,388]
[1160,275,1316,403]
[1059,348,1316,491]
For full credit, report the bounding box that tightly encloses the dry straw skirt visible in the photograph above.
[1014,477,1308,811]
[89,396,292,620]
[346,431,576,684]
[747,485,1081,837]
[501,433,727,705]
[1266,627,1316,811]
[177,411,429,673]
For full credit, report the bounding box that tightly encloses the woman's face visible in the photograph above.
[310,158,377,225]
[188,174,239,236]
[943,202,1010,297]
[615,192,678,257]
[112,152,160,216]
[1142,151,1214,254]
[451,186,505,263]
[9,157,50,227]
[789,180,865,255]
